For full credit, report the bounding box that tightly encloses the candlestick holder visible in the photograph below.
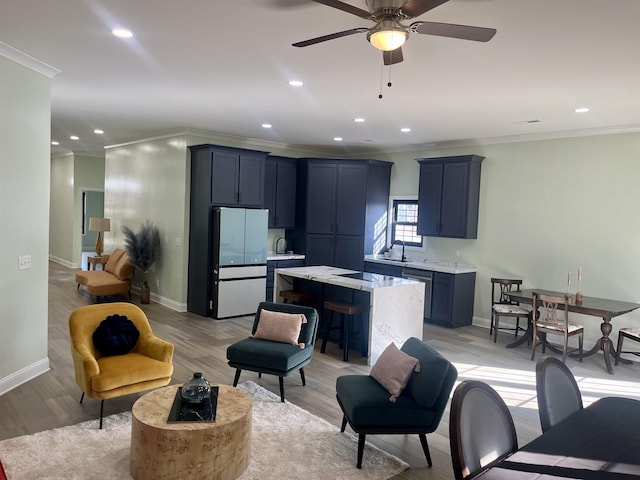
[575,291,583,304]
[564,292,573,303]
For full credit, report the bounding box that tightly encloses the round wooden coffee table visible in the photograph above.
[130,384,252,480]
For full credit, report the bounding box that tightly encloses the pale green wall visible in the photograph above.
[378,133,640,344]
[49,153,105,267]
[0,54,52,386]
[105,135,190,310]
[49,154,75,265]
[73,155,105,265]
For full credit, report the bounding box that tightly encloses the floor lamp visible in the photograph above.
[89,217,111,256]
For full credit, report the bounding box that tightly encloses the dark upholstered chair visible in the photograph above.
[535,357,583,433]
[226,301,319,403]
[449,380,518,479]
[336,337,457,469]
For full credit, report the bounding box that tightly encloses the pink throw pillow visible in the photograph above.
[252,309,307,348]
[370,342,420,403]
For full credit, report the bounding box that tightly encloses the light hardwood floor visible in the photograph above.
[1,261,639,479]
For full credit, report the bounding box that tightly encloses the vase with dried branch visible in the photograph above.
[122,220,160,304]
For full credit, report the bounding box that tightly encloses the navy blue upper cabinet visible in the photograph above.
[416,155,484,239]
[264,156,296,229]
[190,144,267,208]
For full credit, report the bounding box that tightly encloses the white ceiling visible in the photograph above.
[2,0,640,158]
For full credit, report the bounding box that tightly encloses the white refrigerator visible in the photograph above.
[210,207,268,318]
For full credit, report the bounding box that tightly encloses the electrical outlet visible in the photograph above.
[164,235,169,245]
[156,279,160,288]
[175,237,181,246]
[455,250,461,257]
[19,255,32,270]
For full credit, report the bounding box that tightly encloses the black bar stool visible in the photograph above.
[279,290,314,305]
[321,300,365,362]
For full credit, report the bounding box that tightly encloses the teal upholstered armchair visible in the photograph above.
[226,301,319,402]
[336,337,458,469]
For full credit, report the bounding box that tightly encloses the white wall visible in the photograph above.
[379,133,640,345]
[0,47,57,393]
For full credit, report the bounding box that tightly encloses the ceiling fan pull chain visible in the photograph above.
[378,63,384,99]
[387,64,392,88]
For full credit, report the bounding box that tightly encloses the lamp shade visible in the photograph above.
[368,28,407,51]
[89,217,111,232]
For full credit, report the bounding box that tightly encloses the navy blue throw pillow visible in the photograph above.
[93,314,140,356]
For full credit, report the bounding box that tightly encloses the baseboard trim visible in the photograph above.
[130,286,187,312]
[49,255,79,269]
[0,358,50,396]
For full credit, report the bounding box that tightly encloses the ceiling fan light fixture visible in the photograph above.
[368,28,407,51]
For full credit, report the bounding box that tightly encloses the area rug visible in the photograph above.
[0,381,408,480]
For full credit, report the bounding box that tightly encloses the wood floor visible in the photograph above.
[1,261,639,479]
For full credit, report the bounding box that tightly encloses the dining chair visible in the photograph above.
[615,327,640,365]
[490,278,529,343]
[531,292,583,363]
[535,357,583,433]
[449,380,518,480]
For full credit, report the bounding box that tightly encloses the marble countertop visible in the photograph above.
[267,253,305,261]
[364,255,477,274]
[274,265,421,292]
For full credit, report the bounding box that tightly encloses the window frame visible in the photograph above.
[390,198,423,248]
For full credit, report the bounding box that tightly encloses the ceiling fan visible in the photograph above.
[292,0,496,65]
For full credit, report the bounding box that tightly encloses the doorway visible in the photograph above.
[81,191,105,267]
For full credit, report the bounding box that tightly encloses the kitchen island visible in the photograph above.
[274,265,424,365]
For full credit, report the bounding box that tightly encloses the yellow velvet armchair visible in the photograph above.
[69,302,174,428]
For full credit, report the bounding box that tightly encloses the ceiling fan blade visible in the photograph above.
[292,28,368,47]
[310,0,372,19]
[383,47,404,65]
[400,0,449,19]
[412,21,497,42]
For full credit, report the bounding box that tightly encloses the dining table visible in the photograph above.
[506,289,640,374]
[475,396,640,479]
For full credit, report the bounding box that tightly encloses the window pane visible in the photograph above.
[391,199,422,248]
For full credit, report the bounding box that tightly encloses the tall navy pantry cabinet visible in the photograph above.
[287,158,392,272]
[187,144,268,316]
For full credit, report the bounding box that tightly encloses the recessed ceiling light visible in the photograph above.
[334,137,343,142]
[111,28,133,38]
[70,135,79,140]
[575,107,590,113]
[51,141,59,146]
[401,127,411,133]
[262,123,272,129]
[288,80,303,87]
[354,118,365,123]
[94,129,104,134]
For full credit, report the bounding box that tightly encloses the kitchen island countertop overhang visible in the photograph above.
[273,266,425,365]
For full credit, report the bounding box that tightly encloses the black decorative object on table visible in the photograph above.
[167,386,219,423]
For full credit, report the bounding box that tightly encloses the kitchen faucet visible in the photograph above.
[392,240,407,262]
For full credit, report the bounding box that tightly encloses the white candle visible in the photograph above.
[578,267,582,282]
[567,271,571,288]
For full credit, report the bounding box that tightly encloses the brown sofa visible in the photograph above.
[76,249,135,301]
